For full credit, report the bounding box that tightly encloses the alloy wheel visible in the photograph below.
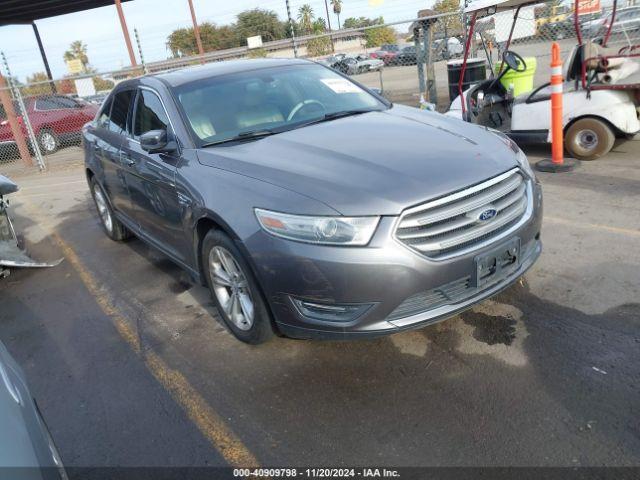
[209,246,254,331]
[40,132,57,152]
[93,186,113,233]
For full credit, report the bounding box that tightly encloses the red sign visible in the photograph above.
[578,0,601,15]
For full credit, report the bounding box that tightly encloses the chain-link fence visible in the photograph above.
[0,0,636,175]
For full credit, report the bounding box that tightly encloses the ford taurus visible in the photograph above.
[83,59,542,344]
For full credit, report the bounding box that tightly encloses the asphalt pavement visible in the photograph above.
[0,139,639,473]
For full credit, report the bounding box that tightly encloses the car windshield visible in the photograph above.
[173,64,386,146]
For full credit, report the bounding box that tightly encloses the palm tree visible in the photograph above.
[331,0,342,29]
[298,4,314,34]
[63,40,89,71]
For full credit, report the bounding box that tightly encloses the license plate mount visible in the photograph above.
[473,238,521,288]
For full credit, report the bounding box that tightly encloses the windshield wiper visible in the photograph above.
[202,129,278,147]
[299,108,380,128]
[202,109,381,146]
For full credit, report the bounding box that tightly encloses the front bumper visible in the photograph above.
[246,181,543,340]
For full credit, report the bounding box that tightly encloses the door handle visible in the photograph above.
[122,155,136,167]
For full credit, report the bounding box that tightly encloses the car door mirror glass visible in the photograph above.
[140,129,176,153]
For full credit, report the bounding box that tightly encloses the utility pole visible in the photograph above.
[31,22,56,94]
[323,0,333,30]
[187,0,205,57]
[323,0,335,52]
[114,0,137,67]
[285,0,299,58]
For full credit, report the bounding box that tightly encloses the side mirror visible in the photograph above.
[140,129,177,154]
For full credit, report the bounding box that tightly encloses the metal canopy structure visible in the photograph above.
[0,0,132,26]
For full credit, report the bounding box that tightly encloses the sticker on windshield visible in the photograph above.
[321,78,361,94]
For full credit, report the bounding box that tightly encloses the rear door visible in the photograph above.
[120,87,186,262]
[94,89,137,223]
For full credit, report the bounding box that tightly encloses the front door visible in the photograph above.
[92,92,137,223]
[121,88,187,263]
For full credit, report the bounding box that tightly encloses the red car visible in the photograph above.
[0,94,98,156]
[370,44,400,65]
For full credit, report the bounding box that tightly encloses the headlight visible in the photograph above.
[255,209,380,246]
[516,147,535,178]
[487,127,535,178]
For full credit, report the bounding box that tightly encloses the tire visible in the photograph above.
[90,177,131,241]
[565,118,615,161]
[202,229,274,344]
[37,129,59,154]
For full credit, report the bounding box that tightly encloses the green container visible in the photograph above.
[495,57,537,96]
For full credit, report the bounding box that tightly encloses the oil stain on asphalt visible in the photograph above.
[390,299,529,367]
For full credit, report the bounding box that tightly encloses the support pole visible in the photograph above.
[31,22,56,94]
[2,52,45,170]
[414,26,427,102]
[285,0,298,58]
[187,0,205,58]
[323,0,333,30]
[115,0,137,67]
[458,12,477,118]
[536,43,577,173]
[323,0,335,52]
[423,21,436,105]
[133,28,148,74]
[0,75,31,167]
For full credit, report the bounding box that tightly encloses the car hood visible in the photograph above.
[196,104,520,216]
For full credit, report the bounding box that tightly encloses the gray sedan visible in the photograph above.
[83,58,542,344]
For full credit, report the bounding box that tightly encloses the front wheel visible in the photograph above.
[38,129,58,154]
[90,177,131,241]
[202,229,274,344]
[565,118,615,160]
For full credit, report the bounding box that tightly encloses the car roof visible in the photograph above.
[149,58,312,88]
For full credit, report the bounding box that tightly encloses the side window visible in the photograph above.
[109,90,135,135]
[96,97,113,129]
[133,89,170,139]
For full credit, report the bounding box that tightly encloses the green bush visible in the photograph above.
[365,26,397,48]
[307,36,333,57]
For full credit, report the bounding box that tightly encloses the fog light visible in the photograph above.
[291,297,374,323]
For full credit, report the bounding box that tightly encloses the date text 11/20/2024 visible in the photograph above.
[233,468,401,478]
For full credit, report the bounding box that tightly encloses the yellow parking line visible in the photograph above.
[545,215,640,237]
[20,200,260,468]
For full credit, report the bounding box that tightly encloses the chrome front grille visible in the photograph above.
[394,169,530,259]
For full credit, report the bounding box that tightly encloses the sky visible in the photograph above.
[0,0,434,82]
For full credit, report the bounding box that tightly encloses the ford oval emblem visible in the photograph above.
[478,208,497,222]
